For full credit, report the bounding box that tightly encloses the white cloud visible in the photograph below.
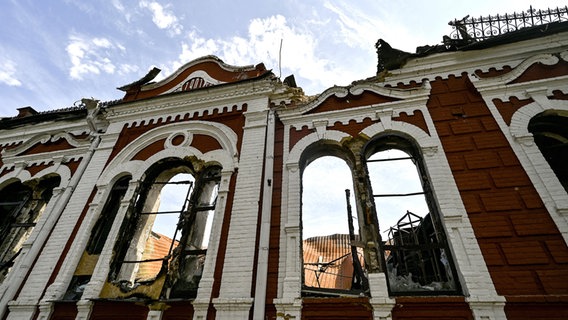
[119,64,140,75]
[322,1,422,53]
[323,1,382,49]
[92,37,113,48]
[139,1,182,36]
[0,60,22,87]
[171,15,362,94]
[176,30,219,66]
[66,34,136,80]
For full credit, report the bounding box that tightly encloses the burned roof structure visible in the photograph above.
[376,5,568,73]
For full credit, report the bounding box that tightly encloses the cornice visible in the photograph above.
[105,77,276,125]
[383,31,568,85]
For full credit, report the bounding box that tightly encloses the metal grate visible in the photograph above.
[448,6,568,42]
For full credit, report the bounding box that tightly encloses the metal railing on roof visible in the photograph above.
[448,5,568,42]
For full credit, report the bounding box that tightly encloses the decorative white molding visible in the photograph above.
[466,299,507,320]
[2,132,90,158]
[140,55,256,92]
[212,297,254,319]
[421,145,438,157]
[162,70,225,95]
[164,131,193,148]
[100,121,238,178]
[75,300,94,320]
[472,53,559,89]
[376,108,393,130]
[512,134,534,147]
[560,50,568,62]
[286,130,351,166]
[244,110,268,129]
[279,81,430,122]
[106,78,275,127]
[312,120,328,139]
[273,298,302,320]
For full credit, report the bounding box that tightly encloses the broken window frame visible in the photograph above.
[299,144,369,297]
[86,176,132,255]
[0,175,61,282]
[363,135,462,296]
[63,176,133,300]
[528,110,568,194]
[107,158,222,300]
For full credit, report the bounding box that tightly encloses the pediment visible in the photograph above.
[119,55,270,102]
[279,80,431,119]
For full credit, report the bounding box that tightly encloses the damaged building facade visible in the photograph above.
[1,7,568,320]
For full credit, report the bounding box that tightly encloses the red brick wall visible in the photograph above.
[427,74,568,315]
[50,302,77,320]
[161,301,194,320]
[265,119,284,320]
[302,297,373,320]
[89,301,148,319]
[392,297,473,320]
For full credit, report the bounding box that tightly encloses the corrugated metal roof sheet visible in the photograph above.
[303,234,364,290]
[136,232,178,281]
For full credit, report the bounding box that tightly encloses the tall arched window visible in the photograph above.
[0,175,60,282]
[528,110,568,193]
[301,145,367,297]
[64,176,132,300]
[364,135,460,295]
[87,176,132,255]
[107,159,221,299]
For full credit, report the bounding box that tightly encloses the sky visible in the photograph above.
[1,0,567,118]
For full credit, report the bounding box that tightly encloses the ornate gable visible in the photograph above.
[118,55,270,102]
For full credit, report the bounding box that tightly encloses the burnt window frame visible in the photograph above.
[87,176,132,255]
[363,134,462,296]
[0,175,61,281]
[63,176,133,300]
[107,158,222,300]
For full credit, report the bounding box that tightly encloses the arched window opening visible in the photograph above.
[301,155,366,296]
[528,110,568,193]
[64,176,132,300]
[0,175,60,283]
[365,136,460,295]
[87,176,132,255]
[107,159,221,300]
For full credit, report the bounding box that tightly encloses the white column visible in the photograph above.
[213,105,268,319]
